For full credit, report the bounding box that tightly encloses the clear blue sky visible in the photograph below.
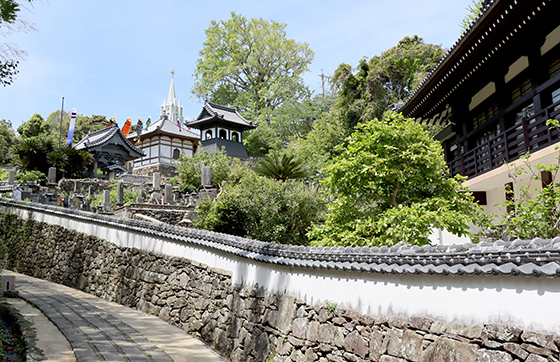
[1,0,473,132]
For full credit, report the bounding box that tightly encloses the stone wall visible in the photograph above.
[133,164,177,178]
[3,215,559,362]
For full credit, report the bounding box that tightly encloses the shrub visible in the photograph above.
[195,173,325,245]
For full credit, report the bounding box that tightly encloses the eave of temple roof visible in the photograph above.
[75,125,145,158]
[398,0,559,119]
[127,116,200,141]
[188,101,257,132]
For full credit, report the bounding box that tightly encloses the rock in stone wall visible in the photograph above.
[3,217,560,362]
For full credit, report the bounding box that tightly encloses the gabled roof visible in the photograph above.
[75,125,145,159]
[127,116,200,141]
[188,101,257,132]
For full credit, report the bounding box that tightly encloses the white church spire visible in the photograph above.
[160,70,183,124]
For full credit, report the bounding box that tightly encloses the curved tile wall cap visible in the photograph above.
[2,198,560,278]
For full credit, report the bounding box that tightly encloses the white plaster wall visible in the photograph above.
[15,206,560,335]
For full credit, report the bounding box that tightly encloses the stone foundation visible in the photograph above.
[2,215,559,362]
[133,164,177,178]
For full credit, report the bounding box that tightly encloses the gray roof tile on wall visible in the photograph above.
[3,198,560,279]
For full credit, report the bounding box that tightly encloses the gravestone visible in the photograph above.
[88,185,94,198]
[47,167,57,185]
[7,170,14,185]
[153,172,161,191]
[201,166,211,187]
[164,184,174,205]
[137,190,145,203]
[102,190,112,212]
[116,181,124,207]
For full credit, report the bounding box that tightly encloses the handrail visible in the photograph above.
[448,101,560,178]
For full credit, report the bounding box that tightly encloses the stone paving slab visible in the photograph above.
[4,270,228,362]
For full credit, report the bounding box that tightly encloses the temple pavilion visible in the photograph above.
[75,125,145,180]
[187,101,257,159]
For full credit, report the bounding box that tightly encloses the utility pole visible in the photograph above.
[58,97,64,148]
[319,69,332,97]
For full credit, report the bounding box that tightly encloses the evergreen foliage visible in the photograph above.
[309,112,488,247]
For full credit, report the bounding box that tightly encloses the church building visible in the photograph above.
[128,71,200,177]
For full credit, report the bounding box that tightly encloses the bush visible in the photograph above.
[175,149,246,192]
[89,181,137,208]
[309,112,488,247]
[195,173,325,245]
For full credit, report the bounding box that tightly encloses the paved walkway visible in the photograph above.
[3,270,228,362]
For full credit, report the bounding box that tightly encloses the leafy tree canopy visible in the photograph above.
[309,112,488,247]
[17,113,50,139]
[193,12,314,118]
[0,119,16,164]
[192,12,314,156]
[332,36,444,128]
[0,0,34,86]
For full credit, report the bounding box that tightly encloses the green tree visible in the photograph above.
[309,112,488,247]
[0,119,16,164]
[332,36,444,128]
[192,12,314,156]
[0,0,34,86]
[17,113,50,139]
[11,137,54,174]
[46,111,107,145]
[46,146,93,179]
[196,173,325,245]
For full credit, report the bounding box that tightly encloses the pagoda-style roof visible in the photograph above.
[75,125,145,160]
[188,101,257,132]
[397,0,560,122]
[127,115,200,141]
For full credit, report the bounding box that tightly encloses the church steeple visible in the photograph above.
[161,70,183,123]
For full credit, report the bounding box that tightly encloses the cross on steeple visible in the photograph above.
[170,69,175,79]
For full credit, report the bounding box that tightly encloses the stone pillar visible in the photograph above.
[88,185,94,198]
[164,184,174,205]
[153,172,161,191]
[102,190,112,212]
[116,181,124,207]
[7,170,14,185]
[201,166,211,187]
[47,167,57,185]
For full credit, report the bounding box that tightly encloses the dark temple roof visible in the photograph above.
[397,0,560,118]
[188,101,257,132]
[75,125,145,159]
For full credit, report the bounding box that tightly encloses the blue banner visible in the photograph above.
[66,109,77,146]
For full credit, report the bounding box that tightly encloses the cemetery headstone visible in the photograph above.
[153,172,161,191]
[102,190,112,212]
[47,167,57,185]
[164,184,174,205]
[7,170,14,185]
[201,166,211,187]
[116,181,124,206]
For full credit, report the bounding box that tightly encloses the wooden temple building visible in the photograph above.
[398,0,560,215]
[75,125,145,180]
[187,101,257,159]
